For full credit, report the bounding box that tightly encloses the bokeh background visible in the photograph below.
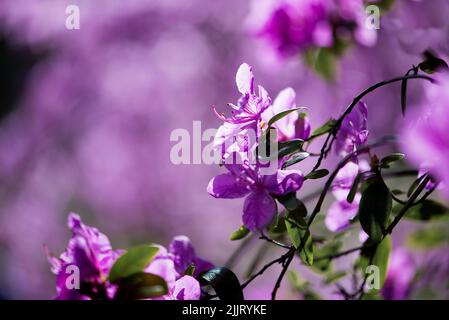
[0,0,448,299]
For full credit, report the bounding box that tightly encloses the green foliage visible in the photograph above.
[312,241,343,274]
[282,152,310,169]
[267,108,303,128]
[359,176,392,242]
[285,211,313,265]
[109,245,160,283]
[230,225,250,241]
[393,200,449,221]
[379,153,405,168]
[305,169,329,180]
[200,267,244,301]
[307,119,337,141]
[419,50,448,74]
[114,272,168,299]
[407,226,449,249]
[184,263,195,276]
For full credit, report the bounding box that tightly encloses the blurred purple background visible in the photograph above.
[0,0,448,299]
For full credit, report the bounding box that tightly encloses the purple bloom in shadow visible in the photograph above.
[208,158,303,231]
[335,101,368,157]
[381,249,415,300]
[400,72,449,200]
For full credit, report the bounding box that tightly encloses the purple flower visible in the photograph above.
[246,0,377,58]
[335,101,368,157]
[325,160,370,232]
[145,236,213,300]
[214,63,271,127]
[400,71,449,200]
[381,249,415,300]
[46,213,119,299]
[262,87,311,141]
[207,159,303,231]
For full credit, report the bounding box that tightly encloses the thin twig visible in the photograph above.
[271,249,295,300]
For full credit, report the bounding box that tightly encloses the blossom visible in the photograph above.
[214,63,271,128]
[335,101,368,157]
[400,71,449,200]
[45,213,119,300]
[381,249,415,300]
[325,160,370,232]
[207,158,303,231]
[262,87,311,141]
[145,236,213,300]
[47,213,212,300]
[246,0,377,58]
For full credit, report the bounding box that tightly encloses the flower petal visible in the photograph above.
[236,63,254,95]
[264,169,304,195]
[207,173,250,199]
[173,276,201,300]
[243,190,277,231]
[325,200,359,232]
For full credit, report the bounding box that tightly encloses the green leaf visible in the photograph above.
[407,175,426,197]
[380,153,405,168]
[307,119,337,141]
[114,272,168,299]
[267,108,302,128]
[184,263,195,276]
[371,235,392,289]
[323,270,347,285]
[276,193,308,218]
[393,200,449,221]
[406,227,449,250]
[200,267,244,301]
[285,211,313,265]
[230,225,250,241]
[109,245,160,283]
[304,48,337,81]
[282,152,310,169]
[359,177,392,242]
[347,172,362,203]
[277,139,305,158]
[288,271,322,300]
[268,215,287,234]
[305,169,329,180]
[312,241,343,273]
[419,50,448,74]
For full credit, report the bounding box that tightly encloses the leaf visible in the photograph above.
[358,177,392,242]
[307,119,337,141]
[267,108,302,128]
[305,169,329,180]
[407,175,426,197]
[401,78,407,116]
[199,267,244,301]
[323,271,347,285]
[277,139,305,158]
[276,192,308,218]
[268,215,287,234]
[371,235,391,289]
[285,211,313,265]
[393,200,449,221]
[347,172,362,203]
[407,227,449,250]
[184,263,195,276]
[114,272,168,299]
[288,271,321,300]
[380,153,405,168]
[230,225,250,241]
[312,241,343,274]
[419,50,449,74]
[109,245,160,284]
[282,152,310,169]
[305,48,337,81]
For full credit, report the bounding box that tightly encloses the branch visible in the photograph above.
[311,74,433,171]
[271,249,295,300]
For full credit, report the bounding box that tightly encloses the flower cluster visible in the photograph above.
[247,0,377,58]
[46,213,212,300]
[400,71,449,200]
[208,63,310,231]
